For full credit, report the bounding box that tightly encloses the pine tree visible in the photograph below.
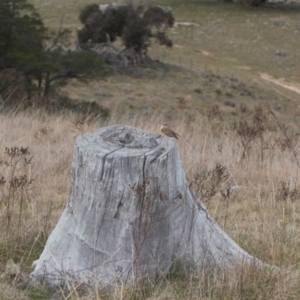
[0,0,104,102]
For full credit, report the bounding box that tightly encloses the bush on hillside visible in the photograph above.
[77,4,174,61]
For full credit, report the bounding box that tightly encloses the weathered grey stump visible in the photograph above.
[30,125,257,286]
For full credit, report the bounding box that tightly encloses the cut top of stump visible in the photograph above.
[77,125,173,157]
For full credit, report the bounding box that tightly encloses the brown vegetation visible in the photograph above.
[0,104,300,298]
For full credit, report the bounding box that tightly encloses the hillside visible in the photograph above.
[29,0,300,121]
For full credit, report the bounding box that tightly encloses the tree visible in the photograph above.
[0,0,46,99]
[0,0,104,102]
[34,48,104,97]
[77,4,174,63]
[0,0,46,70]
[31,125,261,287]
[246,0,267,6]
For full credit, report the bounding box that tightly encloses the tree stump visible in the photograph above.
[30,125,258,287]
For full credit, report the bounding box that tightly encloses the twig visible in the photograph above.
[44,15,66,53]
[269,108,300,170]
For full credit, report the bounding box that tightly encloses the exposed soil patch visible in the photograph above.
[260,72,300,95]
[235,65,251,70]
[201,50,212,56]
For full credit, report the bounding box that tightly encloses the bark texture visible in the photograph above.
[30,125,257,286]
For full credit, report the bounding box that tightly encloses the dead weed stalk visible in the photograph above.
[0,147,34,237]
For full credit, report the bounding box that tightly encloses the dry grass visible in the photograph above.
[1,106,300,299]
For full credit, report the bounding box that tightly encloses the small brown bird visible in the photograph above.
[159,123,180,139]
[159,122,191,147]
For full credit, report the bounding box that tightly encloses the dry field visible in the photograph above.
[1,108,300,299]
[1,0,300,299]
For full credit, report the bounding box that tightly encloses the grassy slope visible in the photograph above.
[31,0,300,120]
[1,0,300,299]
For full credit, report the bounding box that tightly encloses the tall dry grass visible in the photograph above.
[0,106,300,299]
